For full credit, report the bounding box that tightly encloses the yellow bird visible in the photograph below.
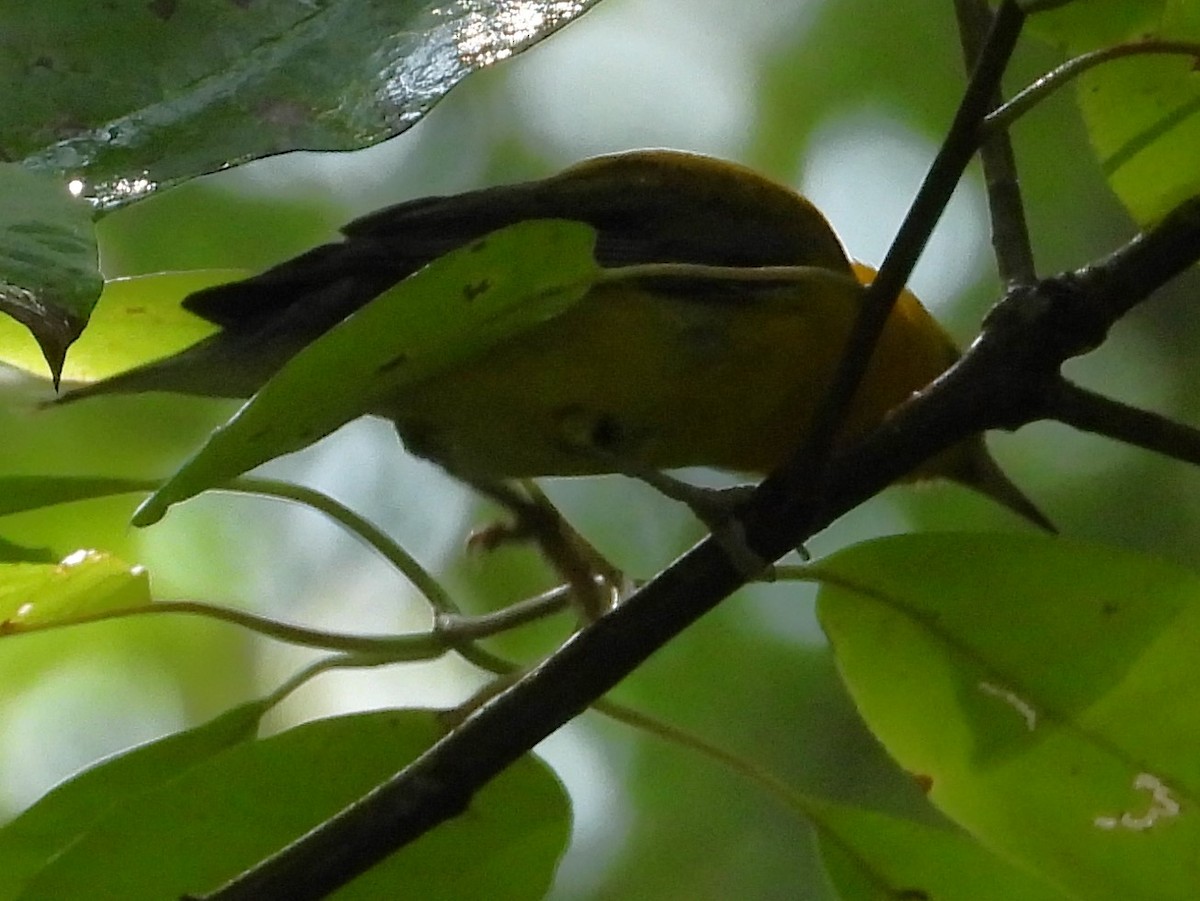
[61,150,1047,528]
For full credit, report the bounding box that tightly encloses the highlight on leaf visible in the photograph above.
[0,549,151,635]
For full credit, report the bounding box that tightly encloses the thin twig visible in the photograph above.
[790,229,1196,536]
[3,591,568,658]
[1044,380,1200,466]
[434,581,574,641]
[228,477,457,616]
[956,0,1037,286]
[987,40,1200,132]
[1,600,439,655]
[761,0,1027,524]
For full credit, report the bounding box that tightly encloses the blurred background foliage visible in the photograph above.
[2,0,1199,898]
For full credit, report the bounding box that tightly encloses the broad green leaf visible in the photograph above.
[1028,0,1163,48]
[16,709,570,901]
[0,271,235,384]
[0,476,155,519]
[4,0,600,211]
[1028,0,1200,222]
[0,164,100,382]
[814,801,1071,901]
[0,550,150,632]
[134,219,601,525]
[0,537,53,564]
[815,533,1200,900]
[0,701,266,901]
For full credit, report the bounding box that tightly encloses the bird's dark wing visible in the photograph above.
[183,150,850,330]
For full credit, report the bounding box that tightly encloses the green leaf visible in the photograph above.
[0,550,150,632]
[0,701,266,901]
[0,536,54,564]
[0,271,235,384]
[14,709,570,901]
[0,164,100,383]
[0,476,153,518]
[133,218,601,526]
[1028,0,1164,48]
[3,0,600,211]
[1029,0,1200,223]
[815,533,1200,900]
[814,801,1072,901]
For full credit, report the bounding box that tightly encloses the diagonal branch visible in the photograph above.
[193,187,1200,901]
[763,0,1027,528]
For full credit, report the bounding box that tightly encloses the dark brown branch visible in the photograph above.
[1071,193,1200,323]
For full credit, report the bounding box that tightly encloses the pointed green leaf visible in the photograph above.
[0,537,54,564]
[0,271,235,384]
[814,801,1072,901]
[816,533,1200,900]
[0,164,100,382]
[0,476,154,518]
[134,218,601,526]
[0,701,266,901]
[15,709,569,901]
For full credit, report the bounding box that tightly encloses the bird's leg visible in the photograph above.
[605,461,786,578]
[551,408,786,575]
[466,479,626,621]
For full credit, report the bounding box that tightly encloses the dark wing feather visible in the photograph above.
[183,150,850,330]
[58,151,850,405]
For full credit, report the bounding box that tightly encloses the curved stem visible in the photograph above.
[986,41,1200,133]
[261,654,382,710]
[3,600,444,655]
[225,477,456,615]
[434,581,573,641]
[6,588,569,659]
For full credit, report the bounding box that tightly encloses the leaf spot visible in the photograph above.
[1094,773,1181,831]
[376,353,410,376]
[978,681,1037,730]
[463,279,490,301]
[147,0,178,20]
